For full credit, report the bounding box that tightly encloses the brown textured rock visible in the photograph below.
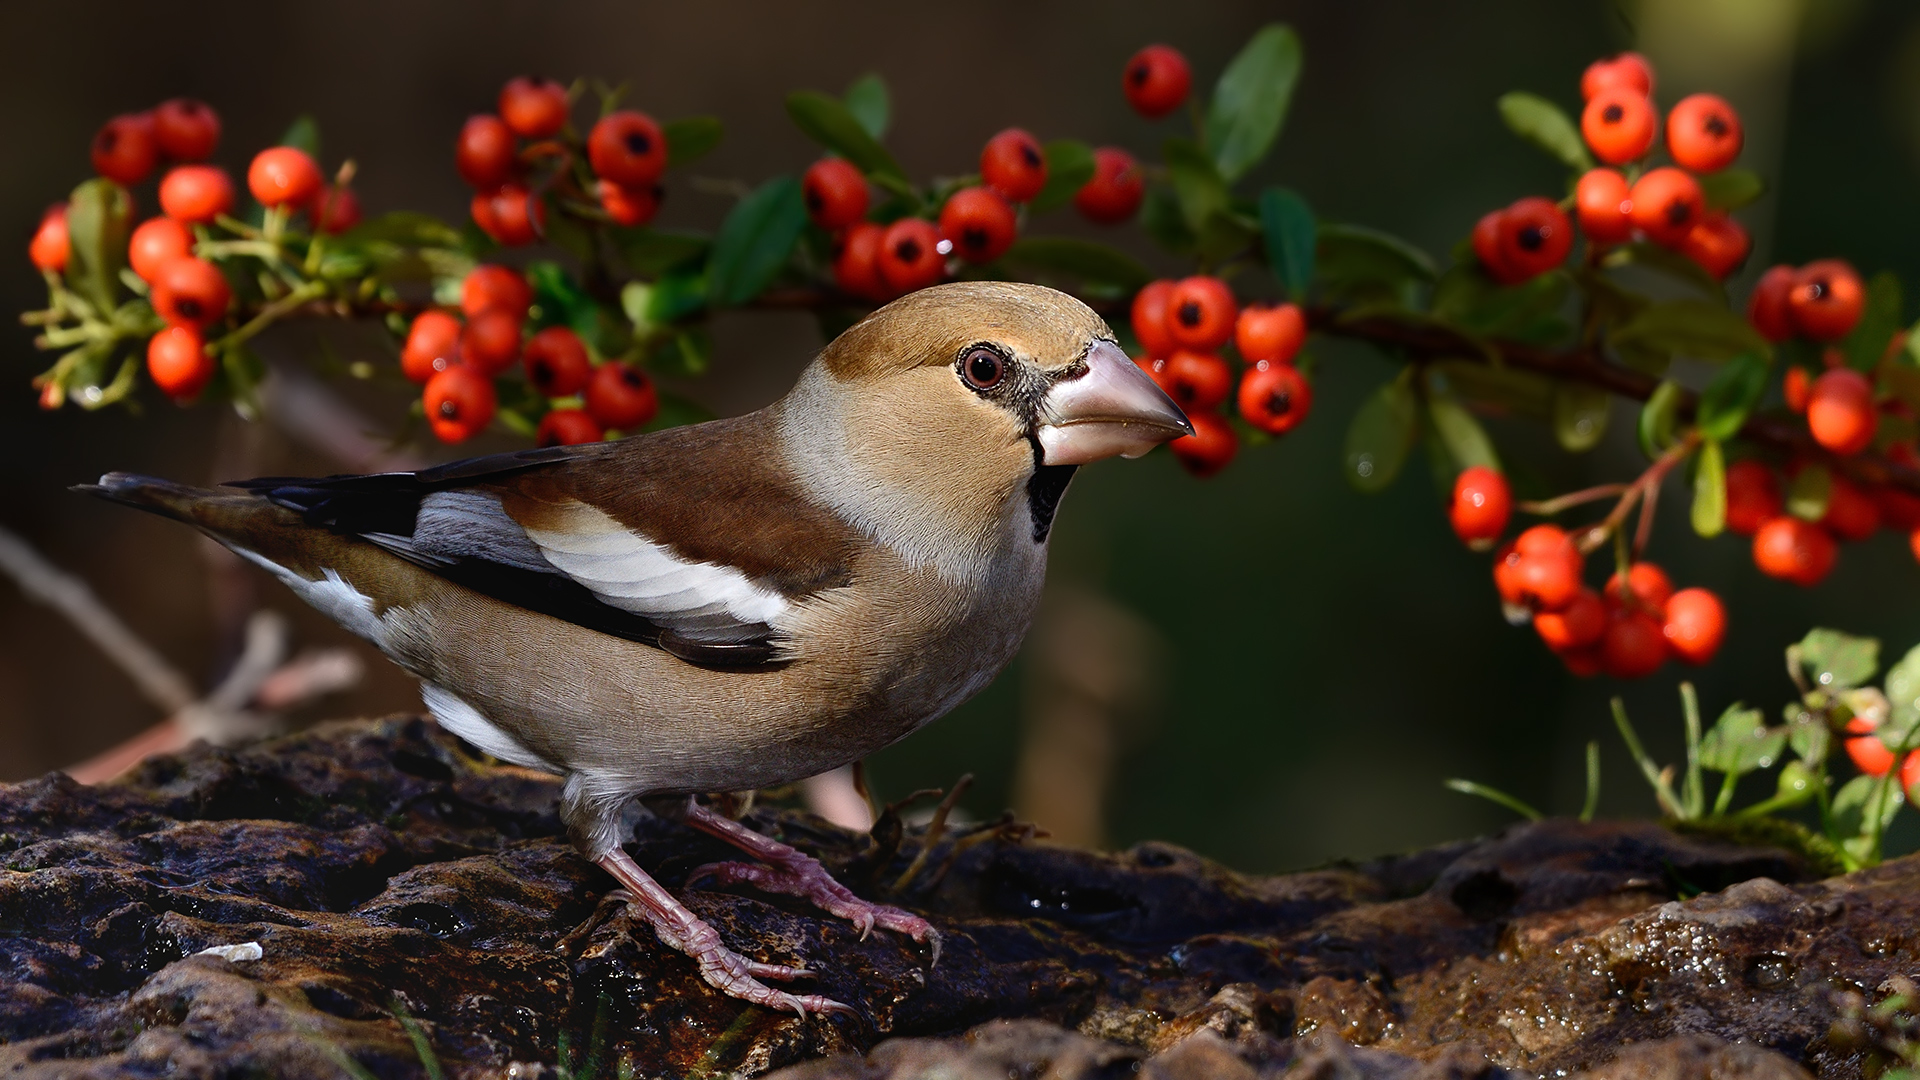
[0,716,1913,1079]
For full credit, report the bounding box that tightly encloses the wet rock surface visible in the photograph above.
[0,716,1912,1079]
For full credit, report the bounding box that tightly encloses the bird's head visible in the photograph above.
[776,281,1191,579]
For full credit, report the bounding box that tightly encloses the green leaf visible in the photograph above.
[1697,703,1785,775]
[1030,140,1096,213]
[1612,299,1770,362]
[1204,23,1303,182]
[1259,187,1316,300]
[525,261,602,344]
[1496,92,1595,172]
[1692,438,1727,537]
[784,91,907,185]
[1002,236,1150,291]
[1316,223,1436,307]
[1786,463,1831,521]
[1139,187,1196,255]
[1637,379,1683,459]
[644,268,707,324]
[1426,395,1500,473]
[611,227,710,276]
[1798,628,1880,691]
[1345,371,1419,493]
[342,211,464,249]
[1883,642,1920,739]
[705,175,807,308]
[842,74,890,139]
[650,328,712,378]
[1552,382,1611,452]
[1842,271,1902,373]
[1319,223,1435,281]
[1788,717,1830,767]
[663,116,723,167]
[1163,138,1230,235]
[280,114,321,157]
[63,178,132,313]
[1607,243,1725,301]
[1696,352,1770,441]
[1832,773,1904,841]
[1700,168,1765,212]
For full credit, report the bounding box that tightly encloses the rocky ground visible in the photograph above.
[0,716,1915,1079]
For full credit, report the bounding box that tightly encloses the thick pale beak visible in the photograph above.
[1036,340,1194,466]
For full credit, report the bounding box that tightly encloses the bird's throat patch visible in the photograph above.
[1026,463,1077,543]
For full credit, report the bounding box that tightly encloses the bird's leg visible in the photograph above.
[592,845,856,1018]
[683,800,941,962]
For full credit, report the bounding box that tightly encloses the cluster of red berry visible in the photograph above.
[1125,278,1311,476]
[402,264,657,444]
[1474,53,1748,285]
[1845,707,1920,791]
[455,76,667,241]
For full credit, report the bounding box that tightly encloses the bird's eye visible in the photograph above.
[961,347,1005,390]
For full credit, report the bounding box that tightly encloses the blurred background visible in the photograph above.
[2,0,1917,871]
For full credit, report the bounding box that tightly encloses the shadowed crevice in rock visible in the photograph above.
[0,716,1911,1079]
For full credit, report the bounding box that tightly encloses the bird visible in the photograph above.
[82,280,1192,1016]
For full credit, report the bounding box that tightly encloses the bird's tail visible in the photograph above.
[75,472,297,543]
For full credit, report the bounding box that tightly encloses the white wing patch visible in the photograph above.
[229,547,390,647]
[520,500,789,643]
[421,683,556,772]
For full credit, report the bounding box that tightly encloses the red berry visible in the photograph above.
[1601,608,1669,679]
[158,165,234,224]
[29,205,68,273]
[1582,88,1658,165]
[1575,168,1634,245]
[1662,587,1726,665]
[1666,93,1743,173]
[1237,361,1312,435]
[1905,750,1920,803]
[424,366,497,444]
[1846,734,1896,778]
[586,361,659,430]
[1511,525,1585,611]
[1789,260,1866,341]
[1879,486,1920,533]
[1122,45,1191,118]
[1535,586,1606,651]
[92,113,158,184]
[128,217,194,282]
[1472,209,1522,285]
[150,256,231,329]
[1449,465,1512,545]
[1821,473,1881,540]
[1496,196,1574,278]
[1678,213,1749,279]
[980,128,1047,203]
[598,181,660,228]
[1074,147,1144,224]
[1493,541,1527,608]
[1783,366,1813,413]
[401,310,462,384]
[477,185,544,246]
[1605,562,1674,615]
[1170,411,1237,478]
[1807,368,1876,456]
[460,308,523,375]
[876,218,944,294]
[1752,516,1838,586]
[832,222,889,303]
[1558,646,1605,678]
[1748,265,1798,343]
[308,186,361,234]
[1131,280,1178,357]
[1724,460,1781,535]
[802,158,869,230]
[152,99,221,161]
[1235,303,1306,365]
[1628,167,1704,247]
[524,326,592,397]
[146,325,214,400]
[462,265,532,320]
[939,186,1017,263]
[498,76,569,139]
[537,408,603,447]
[1581,52,1655,100]
[588,111,667,187]
[456,115,518,190]
[1166,276,1237,351]
[248,147,323,209]
[1160,350,1232,412]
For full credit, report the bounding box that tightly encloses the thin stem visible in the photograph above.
[1444,778,1543,821]
[212,281,329,355]
[1680,682,1704,820]
[1580,740,1601,822]
[1611,696,1682,817]
[1713,768,1739,816]
[1518,483,1631,517]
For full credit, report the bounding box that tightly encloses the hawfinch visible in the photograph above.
[85,280,1192,1015]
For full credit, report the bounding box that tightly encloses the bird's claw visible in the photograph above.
[689,857,936,954]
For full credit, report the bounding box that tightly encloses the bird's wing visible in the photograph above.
[229,415,859,669]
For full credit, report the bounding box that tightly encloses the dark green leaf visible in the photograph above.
[1842,271,1902,373]
[1692,438,1727,537]
[1798,628,1879,690]
[63,178,132,313]
[1697,703,1784,775]
[1003,236,1150,291]
[1319,223,1435,281]
[1426,395,1500,472]
[1607,243,1725,301]
[1259,187,1316,300]
[341,211,464,249]
[1030,140,1096,213]
[1163,138,1230,235]
[785,91,907,185]
[1139,187,1196,255]
[705,175,807,308]
[525,261,600,344]
[1496,92,1594,172]
[650,328,712,378]
[611,227,710,276]
[280,115,321,157]
[644,269,707,324]
[663,116,723,167]
[1637,379,1683,458]
[1432,265,1570,343]
[1345,371,1419,493]
[1700,168,1765,211]
[1551,382,1611,452]
[1612,298,1770,362]
[843,74,891,139]
[1316,223,1435,307]
[1696,352,1770,441]
[1787,464,1831,521]
[1205,24,1303,182]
